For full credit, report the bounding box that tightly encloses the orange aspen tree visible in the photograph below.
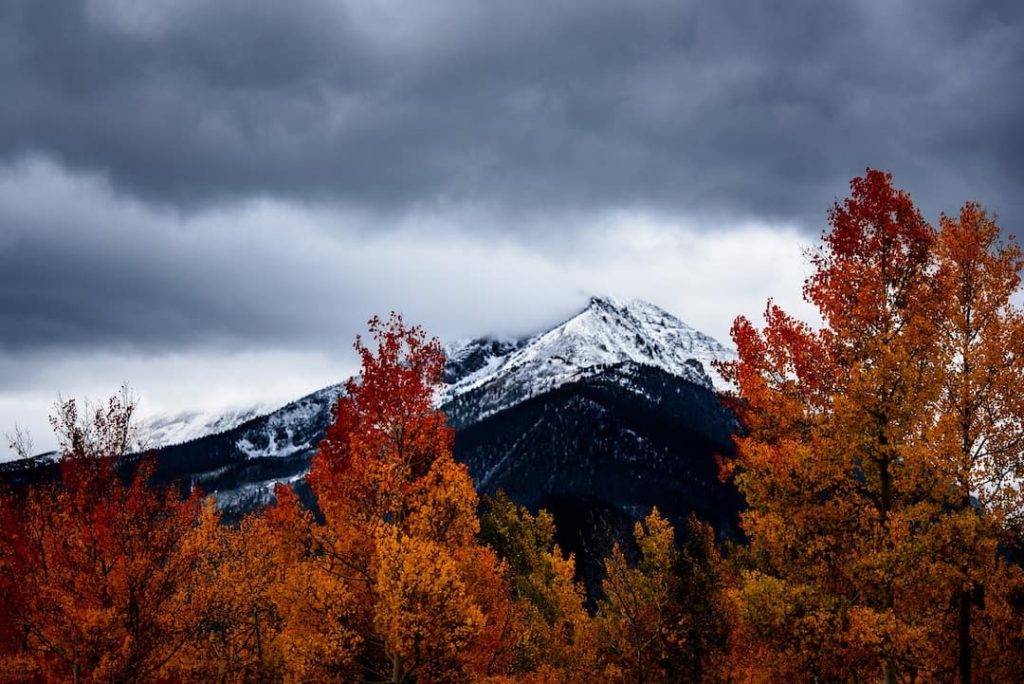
[720,170,947,682]
[0,389,202,683]
[169,499,286,682]
[722,171,1024,682]
[269,314,515,683]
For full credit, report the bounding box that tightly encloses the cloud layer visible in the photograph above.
[3,0,1021,223]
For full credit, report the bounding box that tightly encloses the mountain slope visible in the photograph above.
[453,361,740,587]
[150,383,344,514]
[454,361,738,525]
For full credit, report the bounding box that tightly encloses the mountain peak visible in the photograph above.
[440,295,735,418]
[584,294,649,316]
[585,294,619,309]
[578,295,696,331]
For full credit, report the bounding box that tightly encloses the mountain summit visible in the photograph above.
[440,296,735,427]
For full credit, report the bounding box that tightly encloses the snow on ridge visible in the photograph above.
[259,383,343,431]
[138,403,274,449]
[233,382,345,460]
[136,382,346,457]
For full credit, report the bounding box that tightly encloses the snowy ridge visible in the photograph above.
[440,296,735,414]
[234,383,344,460]
[214,472,305,513]
[442,336,522,385]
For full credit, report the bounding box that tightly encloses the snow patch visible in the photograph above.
[138,403,273,449]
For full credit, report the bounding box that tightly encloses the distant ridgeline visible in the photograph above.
[0,297,742,574]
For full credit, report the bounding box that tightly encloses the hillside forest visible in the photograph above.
[2,170,1024,683]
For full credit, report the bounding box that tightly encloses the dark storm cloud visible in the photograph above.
[2,0,1022,227]
[0,162,341,353]
[0,159,591,355]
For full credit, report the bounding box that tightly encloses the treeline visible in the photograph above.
[2,170,1024,683]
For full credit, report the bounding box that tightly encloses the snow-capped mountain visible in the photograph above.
[0,294,743,597]
[440,296,735,426]
[445,296,734,396]
[128,296,734,455]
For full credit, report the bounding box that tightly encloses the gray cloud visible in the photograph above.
[0,158,578,355]
[0,157,816,353]
[2,0,1021,226]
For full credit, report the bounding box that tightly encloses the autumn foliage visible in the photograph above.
[0,390,202,682]
[3,172,1024,682]
[720,170,1024,683]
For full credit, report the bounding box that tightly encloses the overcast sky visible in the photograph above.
[2,0,1022,457]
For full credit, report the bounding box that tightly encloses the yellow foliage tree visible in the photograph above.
[598,508,678,684]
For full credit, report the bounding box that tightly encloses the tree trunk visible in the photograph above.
[391,652,404,684]
[956,488,974,684]
[958,584,972,684]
